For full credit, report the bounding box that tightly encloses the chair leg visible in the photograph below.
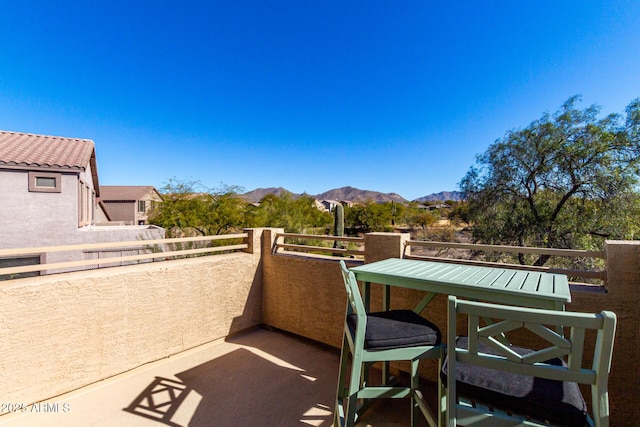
[334,404,343,427]
[437,351,446,427]
[352,362,378,418]
[411,358,420,427]
[344,353,364,427]
[344,393,359,427]
[334,335,351,427]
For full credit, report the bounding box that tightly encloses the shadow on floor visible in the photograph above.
[123,377,191,426]
[122,328,439,426]
[124,330,338,426]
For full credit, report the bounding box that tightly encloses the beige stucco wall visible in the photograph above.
[263,256,349,347]
[262,228,363,347]
[0,251,262,404]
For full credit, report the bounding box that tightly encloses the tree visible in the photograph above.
[460,96,640,265]
[346,201,394,233]
[404,202,438,230]
[200,186,248,235]
[149,178,247,237]
[247,192,332,233]
[446,201,469,225]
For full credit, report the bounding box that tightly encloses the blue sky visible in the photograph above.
[1,1,639,200]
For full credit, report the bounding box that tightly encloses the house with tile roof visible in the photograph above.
[0,131,164,271]
[99,186,163,225]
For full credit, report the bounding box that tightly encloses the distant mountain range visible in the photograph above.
[315,186,407,203]
[414,191,465,203]
[242,187,292,201]
[241,186,464,203]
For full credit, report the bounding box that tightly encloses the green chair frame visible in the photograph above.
[444,296,617,427]
[334,260,444,427]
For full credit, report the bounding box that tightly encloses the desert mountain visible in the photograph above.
[242,187,293,202]
[314,186,407,203]
[242,186,463,203]
[414,191,465,203]
[242,186,406,203]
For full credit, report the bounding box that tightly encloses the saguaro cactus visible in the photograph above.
[334,203,344,236]
[333,203,344,250]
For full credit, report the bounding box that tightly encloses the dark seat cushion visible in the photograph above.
[347,309,442,350]
[442,337,587,427]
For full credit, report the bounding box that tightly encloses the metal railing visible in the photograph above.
[0,234,248,279]
[273,233,365,259]
[1,231,608,289]
[405,240,606,288]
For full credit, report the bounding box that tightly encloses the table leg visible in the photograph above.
[380,284,392,383]
[382,284,390,311]
[555,301,566,335]
[362,281,371,312]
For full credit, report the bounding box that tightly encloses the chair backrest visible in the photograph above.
[339,260,366,320]
[446,296,617,427]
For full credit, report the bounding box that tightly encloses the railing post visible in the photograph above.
[604,240,640,297]
[601,240,640,425]
[364,232,410,263]
[261,228,285,254]
[243,228,260,254]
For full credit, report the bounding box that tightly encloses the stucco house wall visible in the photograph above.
[0,169,83,248]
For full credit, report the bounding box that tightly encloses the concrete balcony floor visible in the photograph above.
[0,328,437,427]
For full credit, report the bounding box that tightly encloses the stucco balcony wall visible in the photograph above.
[0,251,262,405]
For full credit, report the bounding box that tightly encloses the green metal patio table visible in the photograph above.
[348,258,572,424]
[349,257,571,314]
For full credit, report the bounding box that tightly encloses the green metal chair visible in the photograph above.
[443,296,617,427]
[334,260,444,427]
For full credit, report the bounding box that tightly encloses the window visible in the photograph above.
[28,172,61,193]
[36,177,56,187]
[138,200,146,212]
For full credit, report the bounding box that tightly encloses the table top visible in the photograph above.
[349,258,571,308]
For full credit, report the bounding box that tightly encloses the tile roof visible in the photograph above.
[0,130,95,170]
[99,186,160,202]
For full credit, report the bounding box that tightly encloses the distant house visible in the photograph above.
[426,203,451,211]
[315,199,355,213]
[0,130,164,274]
[319,199,342,212]
[99,186,163,225]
